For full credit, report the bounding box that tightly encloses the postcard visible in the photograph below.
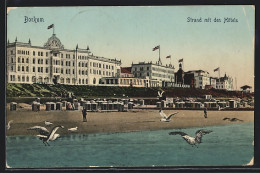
[6,5,254,169]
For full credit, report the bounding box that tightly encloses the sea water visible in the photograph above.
[6,122,253,168]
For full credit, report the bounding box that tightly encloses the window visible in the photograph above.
[46,60,48,64]
[112,66,114,70]
[11,66,13,71]
[46,68,48,73]
[33,51,35,56]
[61,68,63,74]
[33,58,35,64]
[61,54,63,58]
[22,58,24,63]
[147,72,149,76]
[18,66,20,71]
[26,66,29,72]
[41,59,43,64]
[38,67,40,72]
[26,58,29,63]
[11,58,14,63]
[41,52,43,56]
[46,52,48,57]
[26,76,29,82]
[38,52,40,56]
[18,57,21,63]
[38,59,40,64]
[147,67,149,70]
[33,67,35,72]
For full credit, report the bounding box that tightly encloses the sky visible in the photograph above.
[7,6,255,90]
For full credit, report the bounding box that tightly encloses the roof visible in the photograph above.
[186,70,209,74]
[240,85,252,90]
[121,67,132,74]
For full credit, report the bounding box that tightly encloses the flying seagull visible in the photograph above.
[157,90,164,98]
[169,129,213,146]
[27,125,50,136]
[223,117,243,122]
[37,125,64,146]
[7,120,13,130]
[45,121,53,126]
[68,127,78,132]
[159,109,179,122]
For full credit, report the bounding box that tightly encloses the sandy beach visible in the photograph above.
[6,105,254,136]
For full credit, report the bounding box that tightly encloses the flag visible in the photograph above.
[47,24,54,29]
[214,67,219,72]
[166,55,171,59]
[178,58,183,62]
[153,45,160,51]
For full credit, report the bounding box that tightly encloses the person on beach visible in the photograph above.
[204,107,208,118]
[82,107,87,122]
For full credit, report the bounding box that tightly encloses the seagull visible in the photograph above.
[157,90,164,98]
[7,120,13,130]
[159,109,178,122]
[223,117,243,122]
[45,121,53,126]
[68,126,78,132]
[27,126,50,136]
[37,125,64,146]
[169,129,213,146]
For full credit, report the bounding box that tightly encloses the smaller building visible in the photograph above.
[101,67,149,87]
[186,70,210,89]
[216,73,233,91]
[240,85,252,93]
[210,77,217,89]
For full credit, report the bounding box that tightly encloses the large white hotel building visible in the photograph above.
[7,33,121,85]
[6,32,233,90]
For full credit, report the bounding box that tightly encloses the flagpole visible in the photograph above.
[183,59,184,85]
[218,67,220,82]
[159,46,161,64]
[182,58,184,70]
[53,24,55,35]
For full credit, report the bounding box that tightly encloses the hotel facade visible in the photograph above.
[7,33,234,90]
[7,34,121,85]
